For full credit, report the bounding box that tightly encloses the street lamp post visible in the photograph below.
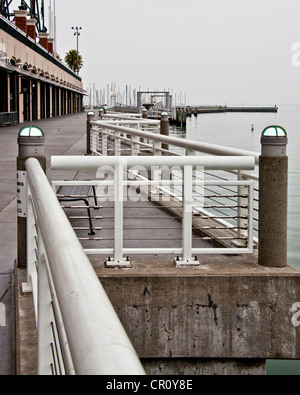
[72,26,82,74]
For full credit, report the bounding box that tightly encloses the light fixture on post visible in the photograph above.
[18,126,45,156]
[261,125,287,156]
[72,26,82,74]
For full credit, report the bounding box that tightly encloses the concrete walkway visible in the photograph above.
[0,112,88,375]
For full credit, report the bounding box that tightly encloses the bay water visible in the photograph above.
[171,105,300,375]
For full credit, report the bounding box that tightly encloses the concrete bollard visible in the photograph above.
[86,110,97,155]
[258,126,288,268]
[160,111,169,152]
[142,108,148,119]
[17,126,46,269]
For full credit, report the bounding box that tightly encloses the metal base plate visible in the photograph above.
[105,258,132,268]
[173,257,200,267]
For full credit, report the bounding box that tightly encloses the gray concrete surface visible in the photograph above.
[93,254,300,362]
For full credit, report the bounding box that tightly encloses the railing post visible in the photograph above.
[186,148,205,217]
[115,131,121,156]
[22,187,36,293]
[96,126,102,154]
[160,111,169,151]
[106,161,131,267]
[150,166,161,199]
[131,135,140,156]
[153,140,162,156]
[258,126,288,267]
[102,130,108,156]
[90,124,96,154]
[38,252,53,375]
[236,170,251,247]
[17,126,46,269]
[175,165,199,266]
[86,111,97,155]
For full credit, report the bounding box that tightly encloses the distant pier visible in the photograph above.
[186,105,278,115]
[171,105,278,126]
[94,105,278,127]
[224,106,278,113]
[96,90,278,127]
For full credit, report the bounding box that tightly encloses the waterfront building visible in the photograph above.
[0,9,84,124]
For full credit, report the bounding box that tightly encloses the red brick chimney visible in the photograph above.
[48,38,54,55]
[38,32,49,51]
[13,9,28,34]
[27,19,37,41]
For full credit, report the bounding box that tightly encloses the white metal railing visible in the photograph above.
[90,119,260,244]
[102,111,142,119]
[51,155,255,267]
[90,119,260,163]
[91,119,160,156]
[24,157,145,375]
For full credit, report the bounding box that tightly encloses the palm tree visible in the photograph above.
[64,49,83,73]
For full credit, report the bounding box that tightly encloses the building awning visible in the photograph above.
[0,60,86,95]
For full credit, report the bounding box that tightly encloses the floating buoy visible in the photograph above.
[251,124,254,132]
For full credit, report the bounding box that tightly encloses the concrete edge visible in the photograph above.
[14,262,37,375]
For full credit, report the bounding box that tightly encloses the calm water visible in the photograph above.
[172,105,300,375]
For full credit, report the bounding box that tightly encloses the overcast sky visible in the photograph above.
[11,0,300,105]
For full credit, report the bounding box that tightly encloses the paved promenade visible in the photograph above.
[0,112,88,375]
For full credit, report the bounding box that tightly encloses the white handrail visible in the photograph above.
[91,120,260,164]
[97,119,160,126]
[25,158,145,375]
[51,155,255,171]
[102,112,142,120]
